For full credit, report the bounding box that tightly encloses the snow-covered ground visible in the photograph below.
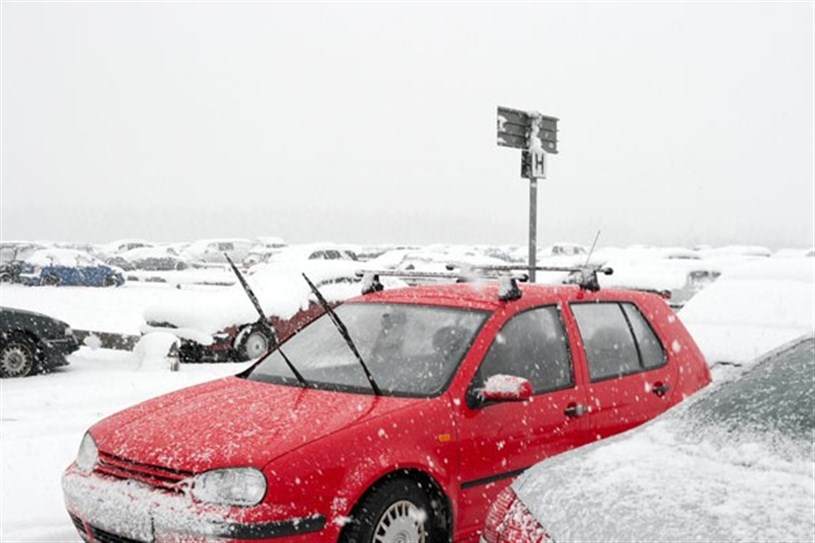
[0,254,812,540]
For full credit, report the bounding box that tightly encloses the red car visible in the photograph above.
[62,281,710,542]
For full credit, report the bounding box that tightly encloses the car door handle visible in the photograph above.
[564,403,588,418]
[652,383,670,397]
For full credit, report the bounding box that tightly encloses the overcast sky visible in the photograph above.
[1,1,813,249]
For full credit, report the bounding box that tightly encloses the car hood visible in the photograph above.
[91,377,416,472]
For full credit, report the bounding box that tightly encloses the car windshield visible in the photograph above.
[246,302,488,397]
[679,337,814,455]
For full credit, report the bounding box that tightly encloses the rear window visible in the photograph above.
[571,302,666,381]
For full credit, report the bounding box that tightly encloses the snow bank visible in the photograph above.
[679,258,814,363]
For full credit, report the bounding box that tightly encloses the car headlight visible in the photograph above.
[75,433,98,474]
[191,468,266,507]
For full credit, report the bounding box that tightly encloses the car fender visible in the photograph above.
[260,394,458,532]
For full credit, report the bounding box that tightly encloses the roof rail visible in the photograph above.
[355,264,614,297]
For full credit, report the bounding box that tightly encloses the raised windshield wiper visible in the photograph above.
[302,273,382,396]
[224,254,309,387]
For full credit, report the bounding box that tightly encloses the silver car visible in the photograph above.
[482,336,815,543]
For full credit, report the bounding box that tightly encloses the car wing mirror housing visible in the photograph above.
[478,374,533,403]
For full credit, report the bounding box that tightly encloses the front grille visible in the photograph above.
[95,451,194,493]
[88,525,147,543]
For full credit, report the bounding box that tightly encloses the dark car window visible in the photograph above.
[476,306,573,394]
[621,303,666,369]
[247,303,488,397]
[684,338,815,441]
[571,303,640,381]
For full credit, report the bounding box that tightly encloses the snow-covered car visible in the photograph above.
[363,249,508,284]
[482,336,815,543]
[0,241,49,283]
[64,279,710,542]
[0,306,79,377]
[142,261,370,362]
[242,237,288,267]
[181,238,253,265]
[678,256,815,364]
[106,246,188,271]
[257,243,360,268]
[18,249,125,287]
[595,251,721,308]
[92,239,154,261]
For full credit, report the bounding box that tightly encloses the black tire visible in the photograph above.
[42,275,60,286]
[237,326,273,360]
[0,337,38,378]
[341,478,441,543]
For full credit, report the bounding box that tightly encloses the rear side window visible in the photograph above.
[571,302,667,381]
[477,306,573,394]
[621,304,666,369]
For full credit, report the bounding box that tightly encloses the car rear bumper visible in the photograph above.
[62,469,326,542]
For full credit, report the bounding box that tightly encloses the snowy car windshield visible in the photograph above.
[680,337,814,453]
[246,303,488,397]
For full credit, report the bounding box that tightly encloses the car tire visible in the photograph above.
[42,275,60,286]
[238,326,273,360]
[0,336,38,378]
[341,478,437,543]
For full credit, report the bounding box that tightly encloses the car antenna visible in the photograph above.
[302,273,383,396]
[583,229,602,268]
[224,254,309,387]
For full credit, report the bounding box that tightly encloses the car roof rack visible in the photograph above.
[356,264,614,299]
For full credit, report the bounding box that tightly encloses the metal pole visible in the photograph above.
[529,178,538,283]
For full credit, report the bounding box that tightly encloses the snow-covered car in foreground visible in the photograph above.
[483,336,815,543]
[0,306,79,377]
[18,249,125,287]
[63,279,710,542]
[142,262,369,362]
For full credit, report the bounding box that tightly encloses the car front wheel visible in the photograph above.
[0,337,37,378]
[238,326,273,360]
[341,479,437,543]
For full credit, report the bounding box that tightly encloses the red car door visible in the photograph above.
[567,301,677,438]
[454,304,592,536]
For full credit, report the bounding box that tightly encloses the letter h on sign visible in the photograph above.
[521,150,547,179]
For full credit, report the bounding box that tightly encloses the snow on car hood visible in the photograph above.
[90,376,415,473]
[142,261,362,334]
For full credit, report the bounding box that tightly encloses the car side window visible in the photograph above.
[476,306,574,394]
[571,303,641,381]
[621,303,667,369]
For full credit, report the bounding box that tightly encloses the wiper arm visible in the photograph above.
[225,254,309,387]
[302,273,382,396]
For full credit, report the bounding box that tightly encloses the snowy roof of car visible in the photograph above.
[25,248,104,267]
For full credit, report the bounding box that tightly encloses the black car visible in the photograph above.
[0,307,80,377]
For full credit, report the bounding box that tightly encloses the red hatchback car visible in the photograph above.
[63,281,710,542]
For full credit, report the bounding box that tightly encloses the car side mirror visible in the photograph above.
[473,375,533,406]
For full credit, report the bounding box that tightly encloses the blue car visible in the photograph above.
[20,249,125,287]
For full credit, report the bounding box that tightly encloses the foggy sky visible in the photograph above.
[1,2,813,249]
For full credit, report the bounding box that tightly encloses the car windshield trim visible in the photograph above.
[242,302,491,398]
